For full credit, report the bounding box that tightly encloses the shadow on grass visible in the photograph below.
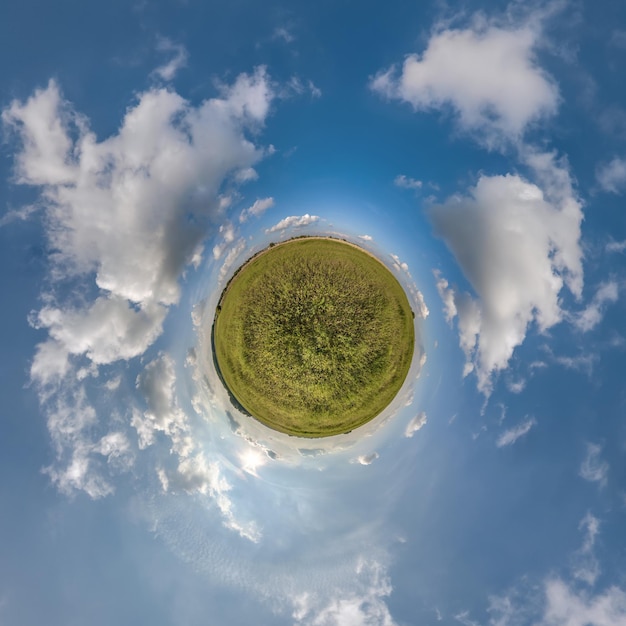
[210,318,253,420]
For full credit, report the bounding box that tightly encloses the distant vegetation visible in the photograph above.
[213,238,415,437]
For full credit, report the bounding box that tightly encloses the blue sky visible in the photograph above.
[1,0,626,624]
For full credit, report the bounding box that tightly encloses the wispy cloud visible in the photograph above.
[153,37,188,81]
[292,560,397,626]
[273,26,295,44]
[596,157,626,194]
[553,352,597,376]
[606,239,626,253]
[496,416,536,447]
[239,197,274,222]
[394,174,423,190]
[573,281,619,332]
[580,443,609,488]
[571,512,601,586]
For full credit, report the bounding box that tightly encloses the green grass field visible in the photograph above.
[213,237,415,437]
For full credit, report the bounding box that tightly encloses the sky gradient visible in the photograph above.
[1,0,626,624]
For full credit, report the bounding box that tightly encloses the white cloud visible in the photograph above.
[284,76,322,99]
[233,167,259,183]
[394,174,423,190]
[487,579,626,626]
[273,26,295,43]
[218,238,247,282]
[358,234,373,241]
[3,71,272,307]
[41,384,134,499]
[553,353,597,376]
[133,353,190,453]
[265,213,319,233]
[165,453,261,542]
[430,167,583,393]
[414,288,429,319]
[596,157,626,194]
[506,379,526,394]
[31,296,167,380]
[405,412,427,438]
[571,512,601,586]
[133,354,259,541]
[0,203,38,227]
[371,16,558,144]
[496,417,536,447]
[212,222,237,260]
[45,444,115,499]
[292,560,397,626]
[580,443,609,488]
[309,81,323,99]
[239,196,274,222]
[574,282,619,332]
[542,580,626,626]
[606,240,626,253]
[153,38,188,81]
[352,452,380,466]
[484,516,619,626]
[390,253,410,274]
[3,69,275,498]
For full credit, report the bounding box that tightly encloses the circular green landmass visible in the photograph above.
[212,237,415,437]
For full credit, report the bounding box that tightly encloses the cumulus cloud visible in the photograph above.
[4,71,272,308]
[371,15,559,144]
[352,452,380,466]
[413,289,429,320]
[212,221,237,260]
[265,213,319,233]
[390,253,410,274]
[31,297,167,383]
[132,354,190,453]
[431,164,583,393]
[573,282,619,332]
[580,443,609,488]
[239,196,274,222]
[496,416,536,447]
[596,157,626,194]
[405,412,427,438]
[3,69,275,498]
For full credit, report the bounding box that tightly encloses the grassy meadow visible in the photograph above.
[213,238,415,437]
